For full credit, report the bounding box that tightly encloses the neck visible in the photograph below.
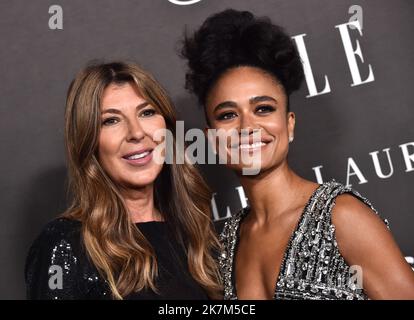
[238,161,308,225]
[119,183,162,223]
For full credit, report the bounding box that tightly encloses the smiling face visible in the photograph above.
[205,66,295,175]
[98,82,166,189]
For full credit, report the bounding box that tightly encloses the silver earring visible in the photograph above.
[289,136,294,143]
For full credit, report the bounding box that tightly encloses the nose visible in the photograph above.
[126,118,145,142]
[239,112,260,136]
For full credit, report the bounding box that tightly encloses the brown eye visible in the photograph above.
[102,118,119,126]
[140,109,156,117]
[217,112,237,121]
[256,105,275,114]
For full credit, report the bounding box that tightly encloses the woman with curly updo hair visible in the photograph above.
[181,9,414,300]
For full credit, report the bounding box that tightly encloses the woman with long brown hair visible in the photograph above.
[25,61,221,299]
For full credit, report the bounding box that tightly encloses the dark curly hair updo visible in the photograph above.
[181,9,304,111]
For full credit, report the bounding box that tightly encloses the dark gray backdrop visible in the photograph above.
[0,0,413,299]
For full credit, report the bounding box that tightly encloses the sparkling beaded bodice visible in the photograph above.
[219,180,389,300]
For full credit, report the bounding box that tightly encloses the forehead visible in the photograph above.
[101,82,145,108]
[206,66,286,107]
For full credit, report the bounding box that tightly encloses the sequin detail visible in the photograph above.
[218,180,389,300]
[25,218,208,300]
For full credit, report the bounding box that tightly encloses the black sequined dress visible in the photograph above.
[25,218,208,300]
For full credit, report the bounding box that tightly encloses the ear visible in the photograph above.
[287,111,296,140]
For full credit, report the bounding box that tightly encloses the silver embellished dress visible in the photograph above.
[219,180,389,300]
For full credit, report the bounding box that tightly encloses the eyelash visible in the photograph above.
[216,112,236,121]
[101,108,157,126]
[102,117,119,126]
[255,105,275,113]
[216,105,276,121]
[140,108,156,117]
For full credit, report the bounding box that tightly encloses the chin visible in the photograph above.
[119,169,161,188]
[122,178,157,189]
[228,163,262,176]
[233,159,280,176]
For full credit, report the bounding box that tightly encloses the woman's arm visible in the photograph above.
[332,194,414,299]
[25,218,82,299]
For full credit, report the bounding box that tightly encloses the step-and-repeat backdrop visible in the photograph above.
[0,0,412,298]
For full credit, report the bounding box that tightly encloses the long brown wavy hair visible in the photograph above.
[62,61,222,299]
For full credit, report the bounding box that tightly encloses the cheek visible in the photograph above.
[145,116,167,141]
[98,130,121,164]
[264,114,289,136]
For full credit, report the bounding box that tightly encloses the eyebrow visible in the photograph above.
[213,101,237,113]
[213,95,277,113]
[101,102,149,115]
[249,95,277,105]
